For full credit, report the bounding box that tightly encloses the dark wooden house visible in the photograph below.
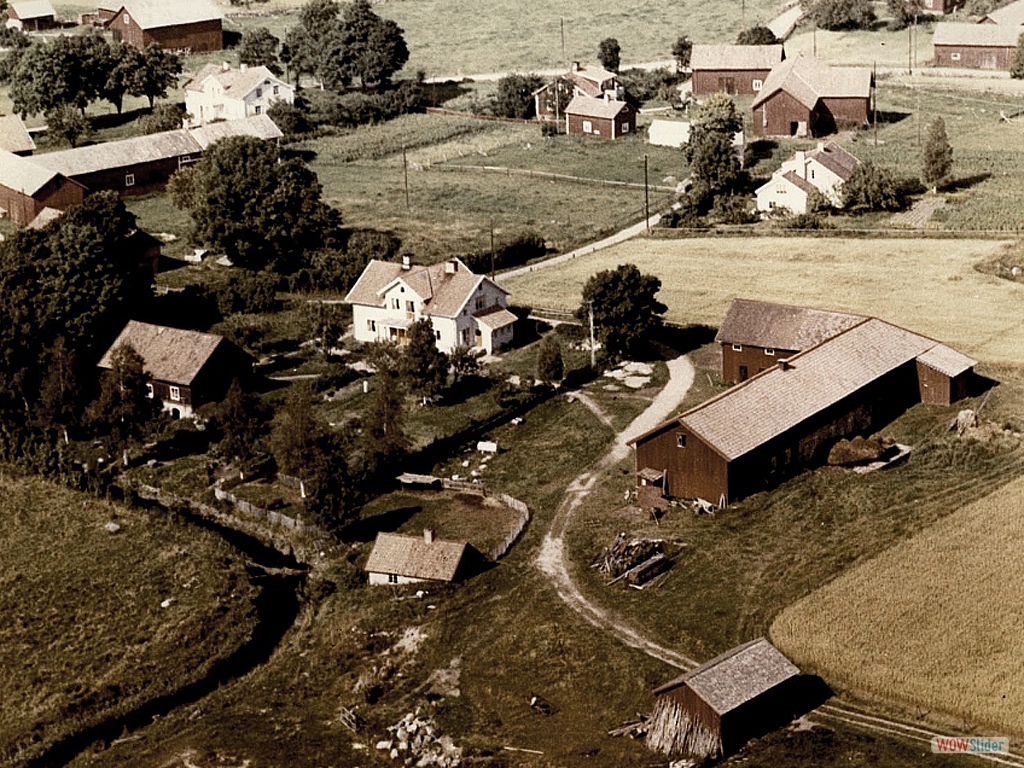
[751,55,871,138]
[932,22,1021,69]
[716,298,864,384]
[918,0,964,12]
[98,321,254,419]
[565,94,637,139]
[7,0,58,31]
[690,44,784,96]
[107,0,222,53]
[535,62,627,121]
[630,318,976,507]
[647,638,801,759]
[0,150,85,226]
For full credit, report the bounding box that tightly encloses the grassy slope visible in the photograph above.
[771,471,1024,737]
[500,236,1024,364]
[0,473,259,766]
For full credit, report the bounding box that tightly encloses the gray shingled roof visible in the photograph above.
[364,532,468,581]
[0,115,36,155]
[344,258,509,320]
[751,55,871,110]
[655,638,799,715]
[188,115,283,149]
[116,0,222,29]
[982,0,1024,25]
[682,318,965,460]
[474,306,517,329]
[184,63,282,96]
[917,344,976,377]
[98,320,230,385]
[807,141,860,180]
[778,170,817,195]
[0,149,59,195]
[714,298,865,350]
[690,44,784,71]
[34,130,200,177]
[566,94,633,119]
[932,21,1022,46]
[9,0,56,20]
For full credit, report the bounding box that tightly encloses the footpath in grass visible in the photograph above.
[0,473,259,767]
[772,469,1024,739]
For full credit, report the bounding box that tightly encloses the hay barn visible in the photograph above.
[647,638,800,759]
[932,22,1021,69]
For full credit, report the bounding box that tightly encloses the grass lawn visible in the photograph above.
[772,471,1024,738]
[0,472,259,767]
[501,236,1024,364]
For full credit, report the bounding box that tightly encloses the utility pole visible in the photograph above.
[489,216,496,279]
[643,153,650,233]
[916,88,922,146]
[873,61,878,146]
[742,0,746,26]
[908,24,913,75]
[560,18,566,67]
[813,24,817,57]
[402,144,410,209]
[588,301,596,369]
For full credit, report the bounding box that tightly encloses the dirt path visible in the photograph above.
[535,354,697,669]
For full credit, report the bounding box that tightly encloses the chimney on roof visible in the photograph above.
[780,358,793,371]
[240,63,248,71]
[445,260,457,274]
[423,528,435,544]
[572,61,581,72]
[794,150,806,177]
[401,254,411,270]
[604,91,611,102]
[817,141,825,152]
[222,61,231,71]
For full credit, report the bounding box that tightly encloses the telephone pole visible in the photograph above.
[489,216,496,279]
[402,144,410,209]
[560,18,566,67]
[588,301,596,369]
[643,153,651,233]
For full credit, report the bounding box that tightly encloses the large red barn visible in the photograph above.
[690,44,784,96]
[107,0,222,53]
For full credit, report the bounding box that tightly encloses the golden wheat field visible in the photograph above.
[771,473,1024,736]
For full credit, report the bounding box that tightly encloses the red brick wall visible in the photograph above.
[693,68,772,96]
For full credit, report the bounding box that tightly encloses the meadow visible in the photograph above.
[0,472,259,766]
[771,472,1024,737]
[500,236,1024,364]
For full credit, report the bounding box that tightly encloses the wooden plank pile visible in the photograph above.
[591,533,671,586]
[646,697,722,759]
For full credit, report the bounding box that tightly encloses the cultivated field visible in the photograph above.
[500,236,1024,364]
[771,473,1024,737]
[0,473,259,766]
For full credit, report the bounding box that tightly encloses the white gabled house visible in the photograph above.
[184,62,294,126]
[345,256,517,354]
[756,141,860,215]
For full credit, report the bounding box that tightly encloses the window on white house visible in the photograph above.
[676,434,686,448]
[406,300,414,312]
[256,88,262,98]
[145,383,154,398]
[367,319,375,331]
[391,298,400,309]
[435,330,441,340]
[582,120,593,133]
[732,344,742,352]
[765,348,775,356]
[254,105,262,115]
[388,573,398,583]
[951,52,961,61]
[125,173,135,187]
[273,85,280,95]
[169,386,181,401]
[810,169,816,180]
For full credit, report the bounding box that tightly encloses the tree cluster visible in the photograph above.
[842,161,907,211]
[492,73,546,119]
[577,264,667,360]
[809,0,876,30]
[598,38,622,72]
[685,93,744,203]
[736,25,780,45]
[283,0,409,90]
[9,36,180,117]
[672,35,693,71]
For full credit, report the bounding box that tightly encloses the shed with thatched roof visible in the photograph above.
[647,638,800,759]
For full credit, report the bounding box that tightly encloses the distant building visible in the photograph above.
[690,44,784,96]
[932,22,1021,69]
[534,62,626,120]
[6,0,58,31]
[345,256,516,354]
[755,141,860,214]
[98,321,254,419]
[979,0,1024,25]
[648,638,801,760]
[0,115,36,155]
[106,0,223,53]
[364,530,480,585]
[647,119,746,165]
[0,150,85,226]
[630,314,976,507]
[565,94,637,139]
[184,63,295,126]
[751,55,872,138]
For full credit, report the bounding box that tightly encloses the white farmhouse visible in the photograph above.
[364,530,476,586]
[184,62,294,126]
[345,256,516,354]
[756,141,860,215]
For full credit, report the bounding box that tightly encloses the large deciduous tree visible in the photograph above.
[137,43,181,108]
[101,42,145,114]
[493,72,545,119]
[736,25,779,45]
[1011,33,1024,79]
[91,343,159,454]
[402,319,449,398]
[337,0,409,89]
[809,0,876,30]
[168,136,341,271]
[842,161,905,211]
[598,37,621,72]
[685,93,743,198]
[218,378,271,461]
[672,35,693,71]
[537,335,564,384]
[239,27,282,74]
[922,116,953,191]
[576,264,667,361]
[270,383,325,475]
[45,104,92,148]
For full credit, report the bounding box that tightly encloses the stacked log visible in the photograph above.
[592,533,665,577]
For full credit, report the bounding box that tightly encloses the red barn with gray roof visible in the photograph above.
[648,638,801,758]
[751,55,872,137]
[565,94,637,139]
[107,0,222,52]
[0,150,85,226]
[691,44,784,96]
[630,316,975,506]
[932,22,1021,69]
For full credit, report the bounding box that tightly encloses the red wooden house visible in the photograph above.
[106,0,222,53]
[0,150,85,226]
[750,55,871,138]
[630,317,975,507]
[534,62,626,121]
[565,94,637,139]
[690,44,784,96]
[98,321,254,419]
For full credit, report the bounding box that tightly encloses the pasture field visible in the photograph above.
[500,236,1024,364]
[771,472,1024,737]
[0,473,259,766]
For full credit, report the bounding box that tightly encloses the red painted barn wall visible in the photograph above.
[752,89,812,137]
[69,156,199,198]
[635,424,730,504]
[934,44,1014,69]
[692,68,772,96]
[819,97,870,128]
[111,11,222,52]
[720,343,798,384]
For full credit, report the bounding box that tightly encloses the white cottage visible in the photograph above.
[345,256,516,354]
[364,530,475,585]
[756,141,860,215]
[184,63,294,126]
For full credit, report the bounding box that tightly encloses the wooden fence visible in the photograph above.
[424,106,535,124]
[213,483,318,535]
[435,478,530,560]
[426,162,678,193]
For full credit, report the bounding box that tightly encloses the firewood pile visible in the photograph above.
[592,533,671,586]
[376,712,462,767]
[608,716,648,739]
